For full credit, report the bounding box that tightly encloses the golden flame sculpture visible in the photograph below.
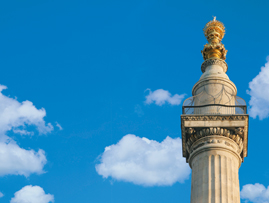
[201,17,227,60]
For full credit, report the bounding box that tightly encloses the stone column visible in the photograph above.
[189,136,242,203]
[181,18,249,203]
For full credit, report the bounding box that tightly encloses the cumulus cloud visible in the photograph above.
[0,85,53,135]
[145,89,185,106]
[0,192,3,198]
[0,85,53,176]
[96,134,190,186]
[10,185,54,203]
[241,183,269,203]
[0,141,46,176]
[247,57,269,120]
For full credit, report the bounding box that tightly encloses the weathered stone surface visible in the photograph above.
[189,137,241,203]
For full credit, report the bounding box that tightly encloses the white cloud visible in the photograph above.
[10,185,54,203]
[0,192,4,198]
[0,85,53,176]
[0,85,53,135]
[241,183,269,203]
[145,89,185,106]
[247,57,269,120]
[55,122,63,130]
[96,134,190,186]
[0,141,47,176]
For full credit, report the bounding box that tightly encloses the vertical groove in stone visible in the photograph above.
[234,163,236,202]
[202,155,208,203]
[191,161,195,203]
[234,161,240,203]
[198,157,202,202]
[232,159,235,202]
[230,158,234,202]
[211,155,215,203]
[208,155,212,203]
[223,157,226,202]
[219,155,222,203]
[233,161,238,202]
[215,155,220,203]
[227,157,230,202]
[201,157,204,203]
[190,150,241,203]
[194,158,198,202]
[194,160,197,203]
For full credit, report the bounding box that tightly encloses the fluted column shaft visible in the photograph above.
[189,136,242,203]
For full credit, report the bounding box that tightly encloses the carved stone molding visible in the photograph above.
[189,136,242,156]
[181,114,248,162]
[201,58,228,73]
[185,127,243,155]
[182,115,246,121]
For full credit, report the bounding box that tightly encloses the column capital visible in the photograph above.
[181,115,248,162]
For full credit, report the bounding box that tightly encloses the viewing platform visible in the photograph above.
[182,96,247,115]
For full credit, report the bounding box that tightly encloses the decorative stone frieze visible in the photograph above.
[201,58,228,73]
[182,115,246,121]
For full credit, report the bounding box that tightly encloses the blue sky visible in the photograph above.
[0,0,269,202]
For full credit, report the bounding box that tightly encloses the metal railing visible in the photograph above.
[182,104,247,115]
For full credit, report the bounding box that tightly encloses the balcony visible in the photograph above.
[182,96,247,115]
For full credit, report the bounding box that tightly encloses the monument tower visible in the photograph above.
[181,17,249,203]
